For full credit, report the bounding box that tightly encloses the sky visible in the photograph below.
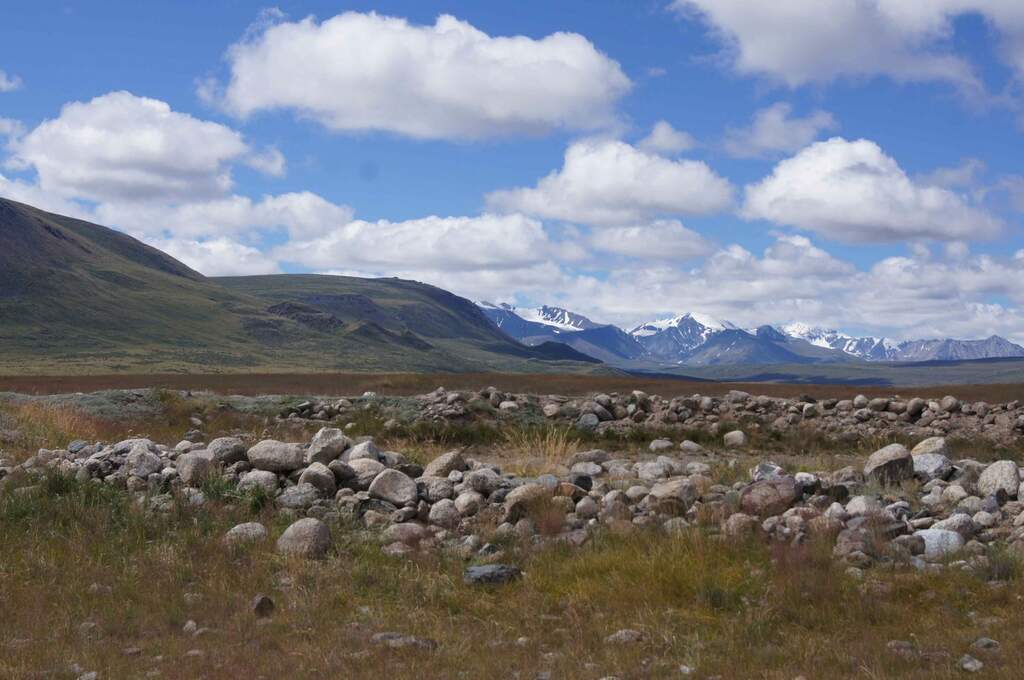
[3,1,1024,342]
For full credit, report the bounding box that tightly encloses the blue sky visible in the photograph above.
[2,1,1024,341]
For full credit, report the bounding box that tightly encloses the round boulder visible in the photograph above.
[863,444,912,486]
[276,518,331,559]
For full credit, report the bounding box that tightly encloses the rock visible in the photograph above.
[863,444,912,486]
[464,564,522,585]
[370,632,438,651]
[647,478,698,515]
[723,512,760,537]
[913,453,952,481]
[237,469,279,494]
[679,440,704,454]
[248,440,305,472]
[276,518,331,559]
[126,446,162,479]
[454,490,485,516]
[277,483,321,510]
[723,430,747,448]
[977,460,1020,498]
[305,428,351,465]
[368,469,418,506]
[575,496,599,520]
[571,461,603,477]
[906,397,926,417]
[348,458,386,489]
[381,522,430,545]
[207,437,247,465]
[958,654,983,673]
[911,436,949,457]
[346,440,381,463]
[605,629,644,644]
[298,462,337,497]
[422,450,467,478]
[504,483,550,523]
[428,498,460,528]
[223,522,268,546]
[576,413,600,431]
[176,453,215,485]
[739,477,798,518]
[914,528,964,559]
[417,476,455,502]
[649,438,674,452]
[250,594,275,618]
[940,395,961,413]
[751,461,785,482]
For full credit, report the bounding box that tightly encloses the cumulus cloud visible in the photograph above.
[637,121,696,155]
[245,146,286,177]
[0,117,24,139]
[149,236,282,276]
[723,103,837,158]
[742,137,1003,242]
[0,69,22,92]
[589,220,712,260]
[208,11,631,140]
[9,91,250,202]
[276,213,558,273]
[486,138,733,226]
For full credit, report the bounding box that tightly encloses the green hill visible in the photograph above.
[0,197,601,374]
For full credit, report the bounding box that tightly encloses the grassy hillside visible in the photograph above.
[0,198,601,375]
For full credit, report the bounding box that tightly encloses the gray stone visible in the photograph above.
[912,453,952,481]
[864,444,912,486]
[305,428,351,465]
[428,498,460,529]
[503,483,550,523]
[298,462,337,497]
[348,458,386,489]
[277,483,321,509]
[237,469,278,494]
[368,469,418,506]
[649,438,674,453]
[464,564,522,585]
[345,440,381,463]
[648,478,699,515]
[126,446,162,479]
[723,430,747,448]
[910,436,949,457]
[739,477,798,518]
[914,528,964,559]
[276,518,331,559]
[248,440,305,472]
[422,450,467,478]
[207,437,247,465]
[977,460,1020,498]
[176,453,215,485]
[223,522,267,546]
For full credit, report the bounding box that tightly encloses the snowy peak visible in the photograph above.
[517,305,600,332]
[630,312,736,337]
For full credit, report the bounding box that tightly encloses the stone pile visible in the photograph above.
[5,423,1024,575]
[284,387,1024,447]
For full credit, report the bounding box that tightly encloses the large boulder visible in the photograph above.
[723,430,747,449]
[863,444,912,486]
[913,453,952,481]
[223,522,267,546]
[276,518,331,559]
[126,444,162,478]
[248,440,304,472]
[348,458,386,489]
[306,428,351,465]
[977,460,1020,498]
[503,483,550,523]
[911,437,949,457]
[207,437,247,465]
[647,478,699,515]
[368,469,418,506]
[345,440,381,463]
[738,477,798,518]
[276,483,321,510]
[914,528,964,560]
[237,469,279,494]
[422,450,467,478]
[176,453,216,485]
[298,462,337,497]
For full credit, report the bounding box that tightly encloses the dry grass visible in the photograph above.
[1,476,1023,679]
[501,426,582,475]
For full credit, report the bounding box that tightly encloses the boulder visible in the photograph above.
[276,483,320,510]
[428,498,460,529]
[348,458,386,489]
[368,469,418,506]
[345,440,381,463]
[237,469,279,494]
[422,450,467,478]
[647,478,698,515]
[911,437,949,457]
[863,444,912,486]
[914,528,964,559]
[464,564,522,585]
[126,446,162,479]
[503,483,550,523]
[977,460,1020,498]
[912,453,952,481]
[723,430,747,449]
[223,522,267,546]
[305,428,351,465]
[248,440,304,472]
[206,437,247,465]
[276,518,331,559]
[298,462,337,497]
[176,453,215,486]
[739,477,798,518]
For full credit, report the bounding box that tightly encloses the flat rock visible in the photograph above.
[248,440,304,472]
[464,564,522,585]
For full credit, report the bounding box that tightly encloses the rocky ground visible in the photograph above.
[2,385,1024,678]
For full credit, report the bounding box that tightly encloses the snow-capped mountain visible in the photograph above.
[476,302,1024,367]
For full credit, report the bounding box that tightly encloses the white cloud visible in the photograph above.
[0,117,24,139]
[486,138,733,226]
[589,220,712,260]
[276,213,558,273]
[245,146,286,177]
[918,157,987,188]
[10,91,249,202]
[147,236,282,276]
[94,191,354,240]
[671,0,981,90]
[723,103,836,158]
[637,121,696,154]
[742,137,1003,242]
[0,69,22,92]
[209,11,631,140]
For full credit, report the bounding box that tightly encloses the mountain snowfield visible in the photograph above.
[476,302,1024,366]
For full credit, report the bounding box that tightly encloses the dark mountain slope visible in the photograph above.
[0,197,602,374]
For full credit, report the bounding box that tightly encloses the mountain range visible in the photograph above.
[477,303,1024,367]
[0,197,600,374]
